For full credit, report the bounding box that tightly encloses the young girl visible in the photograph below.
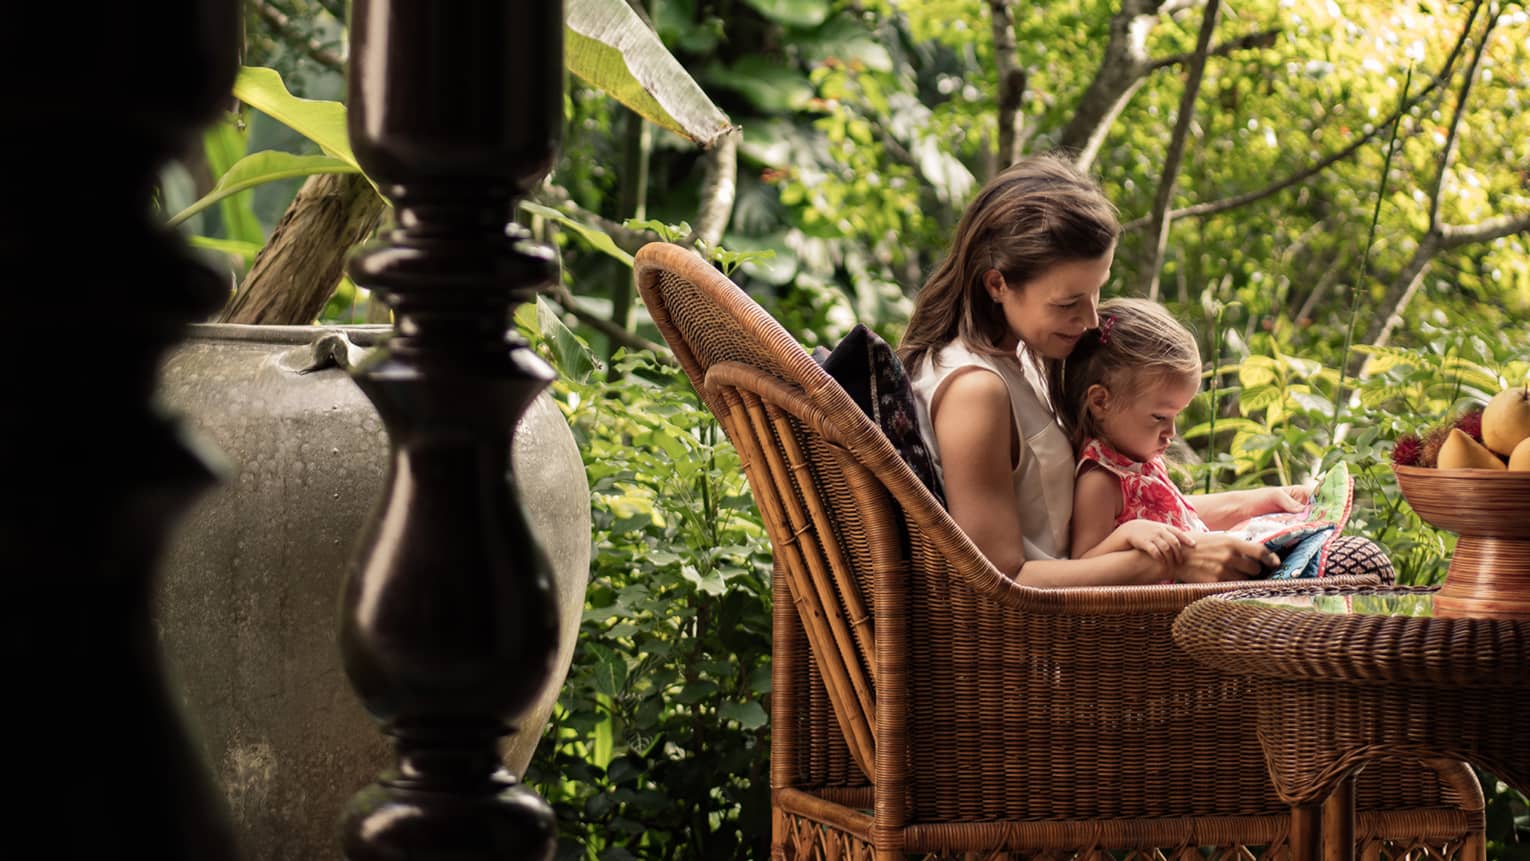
[1052,297,1309,563]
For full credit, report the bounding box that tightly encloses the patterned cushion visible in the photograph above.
[814,325,946,507]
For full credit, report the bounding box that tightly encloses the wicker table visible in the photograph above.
[1172,584,1529,861]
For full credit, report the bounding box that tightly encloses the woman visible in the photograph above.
[899,154,1390,586]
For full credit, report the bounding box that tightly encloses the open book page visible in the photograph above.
[1218,462,1352,546]
[1211,462,1353,579]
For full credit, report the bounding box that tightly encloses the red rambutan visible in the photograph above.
[1391,433,1423,467]
[1453,406,1485,442]
[1418,423,1450,468]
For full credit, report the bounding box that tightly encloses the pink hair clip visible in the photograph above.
[1098,314,1117,344]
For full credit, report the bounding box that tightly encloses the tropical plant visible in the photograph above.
[512,313,774,860]
[167,0,734,326]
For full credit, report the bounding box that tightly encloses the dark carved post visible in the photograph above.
[1,2,241,857]
[338,2,564,858]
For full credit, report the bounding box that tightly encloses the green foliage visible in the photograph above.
[542,377,772,858]
[518,322,773,860]
[1177,311,1529,588]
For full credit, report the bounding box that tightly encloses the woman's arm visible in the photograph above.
[1188,486,1308,531]
[932,369,1030,575]
[1016,534,1274,586]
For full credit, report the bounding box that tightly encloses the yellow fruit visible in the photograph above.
[1510,437,1530,471]
[1482,385,1530,456]
[1437,428,1507,470]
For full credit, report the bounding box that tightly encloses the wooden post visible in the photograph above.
[0,1,242,856]
[338,2,564,858]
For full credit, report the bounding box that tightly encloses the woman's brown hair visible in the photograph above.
[897,153,1120,373]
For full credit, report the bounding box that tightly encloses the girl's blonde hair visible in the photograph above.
[897,154,1120,373]
[1049,297,1201,452]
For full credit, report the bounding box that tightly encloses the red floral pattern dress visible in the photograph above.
[1076,438,1208,533]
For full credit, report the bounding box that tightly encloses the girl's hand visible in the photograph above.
[1111,520,1195,566]
[1250,485,1309,516]
[1174,533,1280,582]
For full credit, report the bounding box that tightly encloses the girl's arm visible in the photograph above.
[1073,467,1194,565]
[1071,467,1123,557]
[1188,486,1308,531]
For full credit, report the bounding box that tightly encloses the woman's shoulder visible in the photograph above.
[913,339,1012,386]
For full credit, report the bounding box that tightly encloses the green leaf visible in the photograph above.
[1238,355,1279,387]
[1179,417,1265,440]
[740,0,831,29]
[796,14,894,72]
[1238,384,1282,413]
[233,66,358,168]
[700,58,816,113]
[719,699,768,729]
[566,0,734,147]
[167,152,359,227]
[202,121,263,245]
[535,296,599,384]
[591,649,628,698]
[522,201,635,267]
[187,235,263,265]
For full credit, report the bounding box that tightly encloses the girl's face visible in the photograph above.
[1089,371,1200,463]
[987,253,1111,360]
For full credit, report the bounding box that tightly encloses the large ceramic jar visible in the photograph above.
[154,324,590,860]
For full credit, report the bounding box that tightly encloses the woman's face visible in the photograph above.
[988,253,1111,360]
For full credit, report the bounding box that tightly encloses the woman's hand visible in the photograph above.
[1111,519,1195,567]
[1173,533,1280,583]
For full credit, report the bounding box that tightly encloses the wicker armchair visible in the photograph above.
[633,242,1483,860]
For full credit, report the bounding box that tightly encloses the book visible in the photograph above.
[1217,461,1353,579]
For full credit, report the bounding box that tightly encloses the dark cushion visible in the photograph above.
[814,325,945,507]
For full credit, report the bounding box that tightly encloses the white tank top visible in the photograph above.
[909,340,1075,560]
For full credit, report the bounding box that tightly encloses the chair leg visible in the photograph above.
[1291,802,1323,861]
[1322,776,1355,861]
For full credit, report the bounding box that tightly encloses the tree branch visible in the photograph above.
[1439,211,1530,249]
[544,277,674,359]
[1120,0,1485,232]
[1360,6,1508,357]
[1427,3,1500,231]
[1142,0,1220,300]
[530,183,656,256]
[251,0,346,72]
[1146,28,1279,72]
[988,0,1026,169]
[1058,0,1169,171]
[685,129,739,250]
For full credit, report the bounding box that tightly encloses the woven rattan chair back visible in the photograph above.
[632,242,1484,860]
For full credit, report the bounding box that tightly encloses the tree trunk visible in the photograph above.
[1057,0,1168,171]
[219,172,386,325]
[689,129,739,249]
[1143,0,1220,300]
[988,0,1025,169]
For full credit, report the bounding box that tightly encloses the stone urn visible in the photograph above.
[153,324,591,860]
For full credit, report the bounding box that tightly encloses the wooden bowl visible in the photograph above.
[1393,464,1530,619]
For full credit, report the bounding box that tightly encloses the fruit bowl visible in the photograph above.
[1393,464,1530,619]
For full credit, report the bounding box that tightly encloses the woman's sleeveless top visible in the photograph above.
[909,341,1074,560]
[1076,438,1207,533]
